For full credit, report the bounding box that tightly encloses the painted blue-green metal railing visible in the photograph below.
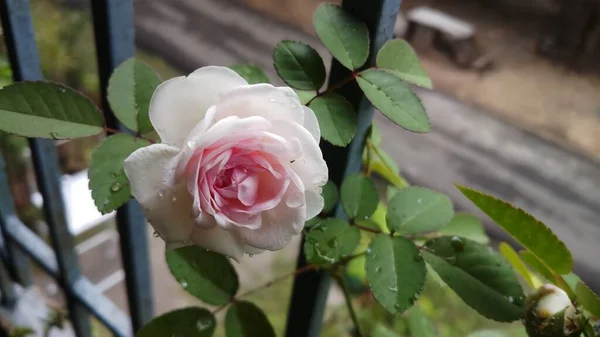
[0,0,401,336]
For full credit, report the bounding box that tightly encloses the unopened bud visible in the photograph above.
[523,284,584,337]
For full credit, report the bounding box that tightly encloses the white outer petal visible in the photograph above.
[149,66,247,147]
[302,105,321,142]
[305,187,324,220]
[142,182,195,243]
[215,84,304,125]
[268,120,328,189]
[189,222,247,261]
[123,143,180,201]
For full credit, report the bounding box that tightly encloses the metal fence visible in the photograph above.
[0,0,401,336]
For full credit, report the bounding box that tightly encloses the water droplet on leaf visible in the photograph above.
[110,182,122,192]
[417,198,422,204]
[413,254,423,261]
[365,248,372,255]
[388,286,398,292]
[327,239,337,248]
[450,236,464,252]
[196,318,212,331]
[49,132,60,139]
[375,266,382,273]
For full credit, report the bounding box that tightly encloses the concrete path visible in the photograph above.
[134,0,600,287]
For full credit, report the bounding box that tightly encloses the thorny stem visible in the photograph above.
[307,68,370,105]
[103,127,156,143]
[352,221,382,234]
[334,272,363,337]
[212,263,318,314]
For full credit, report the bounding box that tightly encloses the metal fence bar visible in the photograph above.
[0,0,36,288]
[90,0,154,331]
[2,216,132,336]
[285,1,402,336]
[0,1,93,336]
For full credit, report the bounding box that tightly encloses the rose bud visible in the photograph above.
[523,284,585,337]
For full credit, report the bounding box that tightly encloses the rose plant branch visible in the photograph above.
[334,272,363,337]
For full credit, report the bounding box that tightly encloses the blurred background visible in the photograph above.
[0,0,599,336]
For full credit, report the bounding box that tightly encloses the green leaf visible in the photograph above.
[295,90,317,105]
[309,93,356,146]
[0,81,104,139]
[340,174,379,219]
[229,64,270,84]
[519,250,555,283]
[322,180,339,213]
[166,246,238,305]
[372,324,401,337]
[313,3,369,70]
[135,307,215,337]
[386,185,401,203]
[304,218,360,265]
[498,242,537,289]
[457,185,573,274]
[273,41,325,90]
[423,237,525,322]
[225,301,275,337]
[439,213,489,244]
[88,134,150,214]
[365,234,426,314]
[376,39,432,88]
[357,69,430,132]
[304,216,321,229]
[108,58,161,134]
[386,186,454,234]
[576,281,600,318]
[406,306,437,337]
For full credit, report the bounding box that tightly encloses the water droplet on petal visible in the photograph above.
[249,254,254,258]
[158,189,165,198]
[187,140,195,148]
[450,236,464,252]
[269,98,277,102]
[172,197,177,202]
[153,231,160,238]
[180,279,188,289]
[110,182,122,192]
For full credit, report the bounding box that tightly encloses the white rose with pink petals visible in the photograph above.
[124,66,328,260]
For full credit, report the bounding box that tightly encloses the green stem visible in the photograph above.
[366,139,409,188]
[334,273,363,337]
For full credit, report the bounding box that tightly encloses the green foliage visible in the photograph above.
[423,237,525,322]
[166,246,239,306]
[304,218,360,265]
[322,180,339,214]
[273,41,325,90]
[439,213,489,244]
[386,186,454,234]
[229,64,270,84]
[308,93,356,146]
[365,234,426,314]
[576,281,600,318]
[498,242,538,289]
[295,90,317,104]
[376,39,432,88]
[108,58,161,134]
[406,306,437,337]
[457,186,573,274]
[225,301,276,337]
[372,324,401,337]
[467,331,505,337]
[135,307,215,337]
[357,69,430,132]
[88,134,150,214]
[0,81,104,139]
[341,174,379,220]
[313,3,369,70]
